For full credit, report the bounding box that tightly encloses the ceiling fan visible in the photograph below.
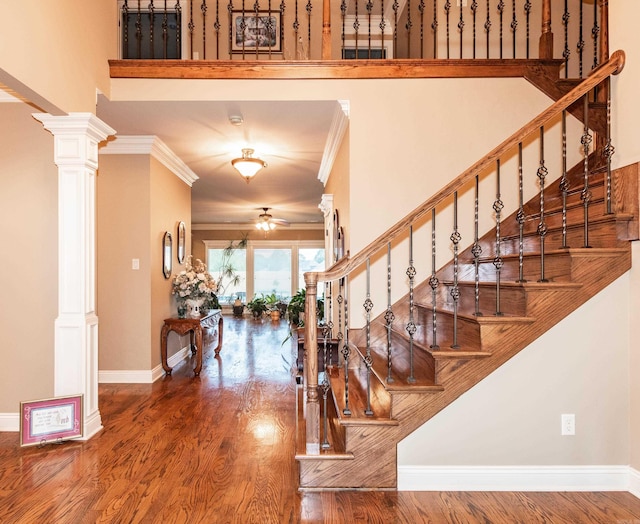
[256,207,290,231]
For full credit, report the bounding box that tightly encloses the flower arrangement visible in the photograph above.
[172,256,219,315]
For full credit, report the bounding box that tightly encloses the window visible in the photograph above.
[204,240,324,305]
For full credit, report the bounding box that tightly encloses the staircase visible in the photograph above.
[295,50,638,490]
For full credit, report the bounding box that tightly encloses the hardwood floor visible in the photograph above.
[1,316,639,523]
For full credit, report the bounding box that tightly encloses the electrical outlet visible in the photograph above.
[561,414,575,436]
[132,258,140,270]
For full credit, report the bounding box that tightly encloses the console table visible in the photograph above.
[161,310,223,376]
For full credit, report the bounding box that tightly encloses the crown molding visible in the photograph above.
[192,222,323,231]
[100,135,199,187]
[317,101,349,185]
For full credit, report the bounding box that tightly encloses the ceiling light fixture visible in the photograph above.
[256,221,276,232]
[231,148,267,183]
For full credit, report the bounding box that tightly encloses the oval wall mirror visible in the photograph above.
[163,231,172,279]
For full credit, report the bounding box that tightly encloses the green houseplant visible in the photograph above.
[246,294,268,319]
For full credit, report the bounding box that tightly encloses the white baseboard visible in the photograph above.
[0,413,19,432]
[630,467,640,499]
[398,465,631,492]
[98,346,191,383]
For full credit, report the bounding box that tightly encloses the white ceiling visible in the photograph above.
[96,96,340,226]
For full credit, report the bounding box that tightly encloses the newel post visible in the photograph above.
[304,273,320,455]
[539,0,553,59]
[321,0,331,60]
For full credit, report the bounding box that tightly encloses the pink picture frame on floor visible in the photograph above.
[20,395,83,447]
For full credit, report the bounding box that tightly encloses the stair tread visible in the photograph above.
[328,367,398,426]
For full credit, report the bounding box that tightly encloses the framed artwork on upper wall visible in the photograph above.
[177,221,186,264]
[231,11,281,53]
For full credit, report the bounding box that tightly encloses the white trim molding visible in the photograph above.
[100,135,198,186]
[630,467,640,499]
[317,101,349,185]
[99,345,192,384]
[398,465,632,492]
[0,413,19,432]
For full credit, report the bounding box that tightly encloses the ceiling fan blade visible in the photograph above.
[270,218,290,226]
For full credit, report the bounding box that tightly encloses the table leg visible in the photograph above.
[193,325,203,376]
[161,324,173,375]
[215,316,224,355]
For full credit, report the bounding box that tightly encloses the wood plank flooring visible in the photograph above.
[0,316,639,523]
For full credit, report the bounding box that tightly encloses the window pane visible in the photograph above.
[254,248,291,299]
[299,248,325,295]
[207,247,246,304]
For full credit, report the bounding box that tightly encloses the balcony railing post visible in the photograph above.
[539,0,553,59]
[304,273,320,455]
[322,0,331,59]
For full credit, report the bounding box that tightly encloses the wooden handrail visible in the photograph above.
[308,50,625,286]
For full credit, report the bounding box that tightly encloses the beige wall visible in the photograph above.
[0,0,115,113]
[97,153,192,372]
[0,102,57,412]
[324,125,350,261]
[149,157,192,368]
[610,0,640,472]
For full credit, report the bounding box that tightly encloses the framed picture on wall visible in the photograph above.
[177,221,186,264]
[231,11,281,53]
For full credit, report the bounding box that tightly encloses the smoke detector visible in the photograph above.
[229,115,244,126]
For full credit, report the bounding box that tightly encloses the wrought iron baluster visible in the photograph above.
[320,322,331,450]
[472,175,482,316]
[136,0,143,59]
[149,0,155,59]
[294,0,299,59]
[385,242,395,383]
[162,0,168,58]
[306,0,312,59]
[406,226,417,382]
[279,0,286,56]
[577,0,584,78]
[458,0,464,59]
[364,259,374,415]
[471,0,477,58]
[392,0,399,58]
[510,0,517,58]
[484,0,491,58]
[592,0,599,70]
[431,0,438,59]
[581,93,593,248]
[337,281,344,368]
[380,0,387,57]
[603,78,615,215]
[444,0,451,59]
[201,0,207,59]
[451,192,461,349]
[494,159,504,316]
[367,0,373,58]
[560,111,570,248]
[354,0,360,58]
[537,127,549,282]
[255,0,261,60]
[227,0,233,59]
[175,0,182,58]
[430,208,440,349]
[406,0,412,58]
[562,0,570,78]
[340,0,347,57]
[122,0,130,59]
[418,0,425,59]
[342,276,351,415]
[497,0,504,59]
[263,1,273,59]
[516,142,527,282]
[524,0,531,58]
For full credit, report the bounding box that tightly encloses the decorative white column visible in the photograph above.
[33,113,116,439]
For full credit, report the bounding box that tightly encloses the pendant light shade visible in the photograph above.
[231,148,267,183]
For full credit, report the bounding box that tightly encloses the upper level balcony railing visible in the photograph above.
[118,0,608,79]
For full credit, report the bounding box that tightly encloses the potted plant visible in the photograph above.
[246,294,268,319]
[287,289,306,325]
[264,293,281,321]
